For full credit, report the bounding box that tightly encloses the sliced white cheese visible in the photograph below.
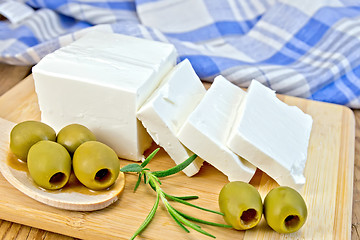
[177,75,256,182]
[227,80,313,189]
[32,31,177,161]
[137,59,205,176]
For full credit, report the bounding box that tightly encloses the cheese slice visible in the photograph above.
[32,31,177,161]
[227,80,313,189]
[177,76,256,182]
[137,59,205,176]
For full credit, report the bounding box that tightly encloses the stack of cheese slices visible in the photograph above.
[32,31,313,190]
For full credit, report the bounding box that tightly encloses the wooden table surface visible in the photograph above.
[0,62,359,240]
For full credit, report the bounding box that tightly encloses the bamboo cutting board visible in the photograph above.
[0,75,355,240]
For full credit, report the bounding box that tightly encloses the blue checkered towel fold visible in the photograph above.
[0,0,359,108]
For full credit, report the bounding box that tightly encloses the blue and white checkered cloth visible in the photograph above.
[1,0,360,108]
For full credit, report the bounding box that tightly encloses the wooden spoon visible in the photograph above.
[0,118,125,211]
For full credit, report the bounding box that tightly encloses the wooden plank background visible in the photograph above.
[0,63,358,239]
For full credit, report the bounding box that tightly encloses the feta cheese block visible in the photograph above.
[137,59,205,176]
[32,31,177,161]
[227,80,313,189]
[177,76,256,182]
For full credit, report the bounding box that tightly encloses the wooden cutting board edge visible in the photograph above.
[334,105,355,239]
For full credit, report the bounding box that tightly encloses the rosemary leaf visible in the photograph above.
[145,172,150,185]
[165,193,223,215]
[163,198,216,238]
[152,154,198,177]
[130,191,160,240]
[120,163,143,173]
[166,193,199,201]
[141,148,160,167]
[143,172,147,184]
[134,173,142,192]
[175,210,232,228]
[152,174,162,185]
[149,180,156,191]
[168,210,190,233]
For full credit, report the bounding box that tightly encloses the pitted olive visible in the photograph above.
[73,141,120,190]
[218,181,263,230]
[263,186,307,233]
[27,140,71,190]
[57,123,96,154]
[10,121,56,161]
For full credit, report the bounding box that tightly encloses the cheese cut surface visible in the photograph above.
[32,31,177,161]
[177,76,256,182]
[137,59,205,176]
[227,80,313,189]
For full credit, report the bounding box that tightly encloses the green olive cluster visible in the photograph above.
[219,181,307,234]
[10,121,120,191]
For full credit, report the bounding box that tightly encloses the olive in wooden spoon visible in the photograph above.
[10,121,56,161]
[57,123,96,154]
[27,140,71,190]
[73,141,120,190]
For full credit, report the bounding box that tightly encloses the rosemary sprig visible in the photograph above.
[120,148,231,239]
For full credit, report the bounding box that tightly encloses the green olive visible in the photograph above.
[73,141,120,190]
[57,123,96,154]
[263,186,307,233]
[218,181,263,230]
[10,121,56,161]
[27,140,71,190]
